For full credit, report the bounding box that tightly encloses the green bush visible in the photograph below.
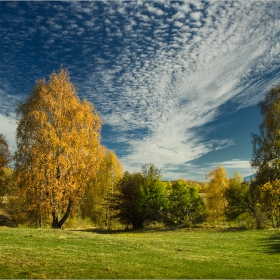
[164,179,206,226]
[110,164,167,229]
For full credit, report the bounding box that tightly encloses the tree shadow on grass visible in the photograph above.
[71,226,184,235]
[259,231,280,254]
[219,227,249,232]
[72,226,250,235]
[72,228,132,234]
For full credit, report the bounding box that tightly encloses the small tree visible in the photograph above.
[259,180,280,227]
[110,164,167,229]
[206,166,229,223]
[15,69,105,228]
[225,177,262,229]
[165,179,206,226]
[225,174,247,221]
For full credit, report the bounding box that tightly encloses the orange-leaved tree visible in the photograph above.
[15,69,105,228]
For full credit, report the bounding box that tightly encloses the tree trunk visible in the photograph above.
[57,198,73,228]
[248,205,262,229]
[51,198,73,229]
[132,219,144,230]
[255,215,262,229]
[276,216,280,228]
[52,212,59,229]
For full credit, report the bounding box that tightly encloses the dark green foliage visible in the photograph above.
[110,164,167,229]
[225,180,262,229]
[164,180,206,226]
[225,181,250,220]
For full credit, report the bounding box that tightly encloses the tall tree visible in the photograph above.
[251,83,280,184]
[206,166,229,222]
[15,69,105,228]
[80,149,123,227]
[250,83,280,228]
[0,134,11,197]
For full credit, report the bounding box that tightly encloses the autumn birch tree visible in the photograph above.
[15,69,105,228]
[206,166,229,223]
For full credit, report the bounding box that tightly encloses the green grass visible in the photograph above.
[0,227,280,279]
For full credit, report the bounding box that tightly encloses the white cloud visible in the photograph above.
[219,160,251,170]
[173,11,186,20]
[191,11,203,21]
[146,3,165,17]
[159,158,254,182]
[211,159,254,179]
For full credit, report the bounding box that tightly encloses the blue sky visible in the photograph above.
[0,1,280,181]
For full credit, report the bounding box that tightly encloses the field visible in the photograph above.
[0,227,280,279]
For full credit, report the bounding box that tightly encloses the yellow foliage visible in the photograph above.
[260,180,280,226]
[15,69,105,228]
[206,166,229,222]
[80,149,123,226]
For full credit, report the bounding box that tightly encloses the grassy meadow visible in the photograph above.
[0,227,280,279]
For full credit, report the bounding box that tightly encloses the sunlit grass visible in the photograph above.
[0,227,279,278]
